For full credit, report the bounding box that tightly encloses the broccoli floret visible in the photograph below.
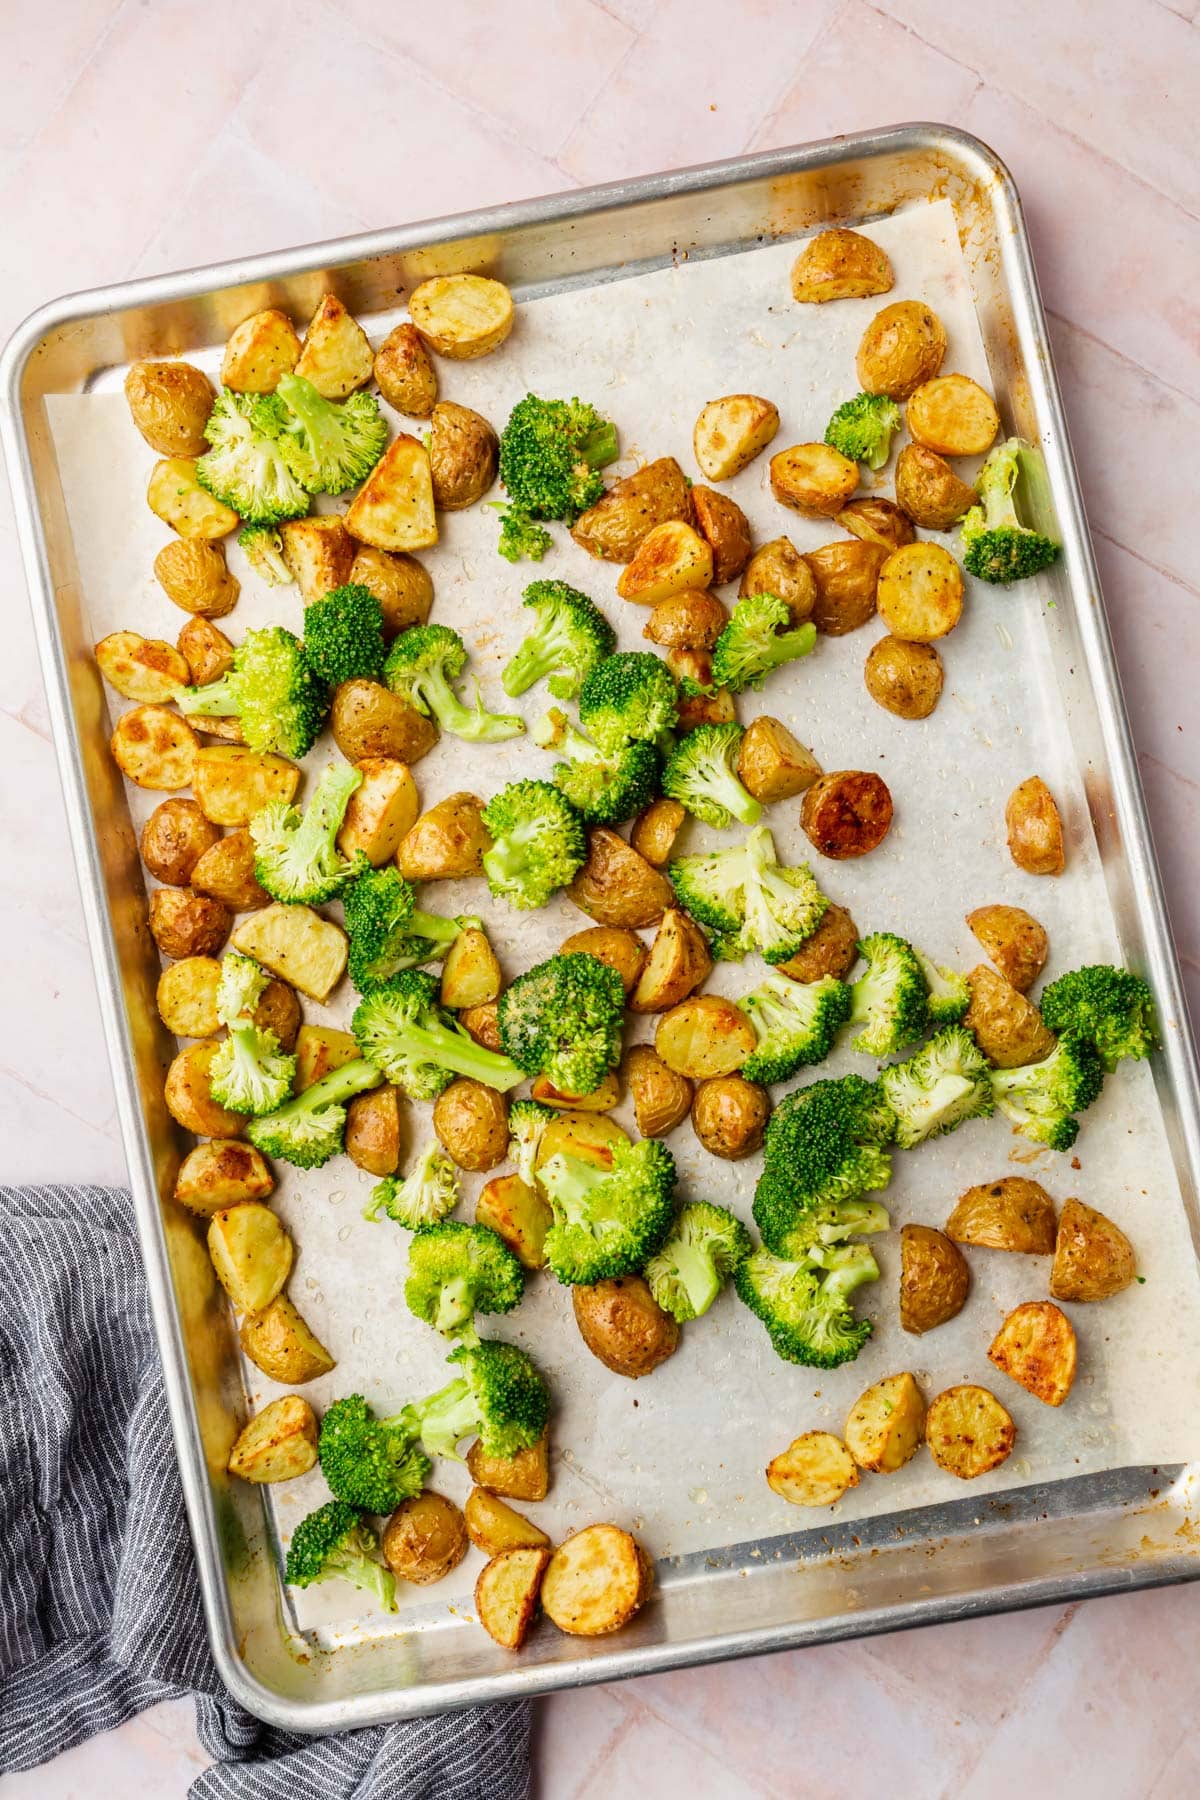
[245,1058,382,1169]
[498,394,619,524]
[538,1140,676,1284]
[176,625,327,759]
[404,1221,525,1342]
[238,524,292,586]
[761,1074,896,1217]
[274,372,387,494]
[1039,964,1157,1071]
[577,651,679,754]
[508,1098,555,1186]
[317,1395,431,1514]
[848,932,930,1056]
[489,503,554,565]
[497,953,626,1096]
[215,950,269,1025]
[383,623,523,743]
[196,389,309,525]
[343,865,473,992]
[989,1034,1105,1151]
[735,1243,879,1368]
[739,972,851,1083]
[913,948,970,1025]
[303,583,387,686]
[662,724,761,829]
[249,762,369,904]
[710,593,817,694]
[670,826,827,964]
[824,392,903,470]
[642,1201,751,1322]
[880,1025,995,1148]
[353,970,523,1100]
[284,1499,398,1613]
[400,1339,551,1462]
[365,1141,460,1229]
[753,1165,890,1261]
[501,581,616,700]
[960,438,1061,584]
[480,780,587,910]
[209,1020,296,1116]
[533,708,661,826]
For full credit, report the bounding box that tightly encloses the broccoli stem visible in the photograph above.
[408,909,464,947]
[392,1019,523,1091]
[404,1378,478,1459]
[177,673,240,717]
[504,622,578,698]
[581,421,619,470]
[669,1236,722,1319]
[433,1277,475,1336]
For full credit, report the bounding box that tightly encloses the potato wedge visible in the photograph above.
[96,631,188,704]
[693,393,780,482]
[140,798,219,886]
[845,1372,926,1473]
[900,1224,969,1335]
[124,361,214,457]
[467,1431,550,1502]
[907,374,1000,457]
[836,496,915,552]
[770,443,858,518]
[207,1203,293,1315]
[560,926,647,995]
[157,956,222,1038]
[541,1525,653,1637]
[441,927,501,1010]
[164,1041,244,1139]
[147,458,239,539]
[774,901,859,984]
[790,228,893,304]
[374,321,438,416]
[294,292,374,397]
[989,1301,1077,1406]
[1050,1198,1136,1302]
[278,514,355,604]
[383,1491,468,1585]
[221,308,301,393]
[642,590,728,652]
[227,1395,318,1484]
[192,745,299,826]
[655,996,755,1080]
[625,1045,693,1138]
[231,903,347,1002]
[175,1141,274,1216]
[177,617,234,686]
[531,1071,621,1113]
[331,678,438,766]
[801,770,893,860]
[616,520,714,606]
[946,1177,1057,1255]
[345,434,438,552]
[739,536,817,621]
[252,978,301,1053]
[690,1075,769,1160]
[925,1385,1015,1480]
[476,1173,552,1271]
[864,636,944,721]
[567,827,674,930]
[630,908,712,1014]
[665,646,737,730]
[239,1294,335,1384]
[476,1546,552,1651]
[193,714,245,746]
[191,829,269,912]
[964,964,1055,1068]
[335,758,419,868]
[466,1489,551,1557]
[409,274,514,360]
[294,1023,360,1091]
[856,300,947,400]
[155,538,240,618]
[433,1078,509,1172]
[806,538,887,636]
[349,546,433,638]
[766,1431,859,1507]
[877,542,963,642]
[396,792,490,881]
[571,457,694,563]
[574,1276,679,1378]
[965,905,1047,994]
[691,485,752,584]
[429,400,498,510]
[346,1085,403,1177]
[738,716,821,803]
[535,1113,629,1175]
[149,887,230,961]
[461,1001,502,1051]
[895,443,977,531]
[629,799,686,870]
[111,705,197,791]
[1006,777,1065,877]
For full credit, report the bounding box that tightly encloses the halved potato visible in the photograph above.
[964,965,1055,1068]
[467,1431,551,1502]
[541,1525,653,1637]
[157,956,223,1037]
[895,443,977,531]
[232,904,348,1002]
[278,514,355,603]
[253,979,301,1053]
[345,1084,403,1177]
[572,458,696,563]
[801,770,893,860]
[642,590,728,652]
[946,1177,1057,1255]
[337,758,419,866]
[140,798,220,886]
[465,1489,551,1556]
[207,1203,294,1315]
[691,485,752,584]
[192,745,299,826]
[396,792,490,881]
[864,636,944,721]
[193,715,245,746]
[989,1301,1077,1406]
[409,274,514,360]
[164,1041,244,1139]
[531,1070,621,1113]
[965,904,1048,994]
[428,400,498,510]
[690,1075,769,1160]
[654,996,754,1080]
[382,1491,468,1585]
[766,1431,859,1507]
[147,458,239,538]
[349,546,433,638]
[221,309,301,393]
[925,1385,1015,1479]
[191,829,269,912]
[374,321,438,416]
[845,1371,926,1473]
[1050,1198,1136,1302]
[665,647,736,731]
[476,1173,552,1271]
[461,1001,502,1051]
[770,443,858,518]
[155,538,239,618]
[560,926,647,995]
[625,1045,693,1138]
[907,375,1000,457]
[345,434,438,552]
[175,1141,275,1215]
[149,887,230,961]
[440,927,501,1010]
[630,908,712,1014]
[836,496,916,552]
[294,1024,360,1091]
[177,617,235,686]
[806,538,887,636]
[535,1112,629,1175]
[111,705,197,790]
[1006,777,1065,877]
[433,1078,510,1172]
[239,1295,335,1384]
[899,1224,969,1335]
[96,631,188,703]
[856,300,947,400]
[227,1394,318,1484]
[790,228,893,304]
[616,520,714,605]
[567,827,674,929]
[774,901,859,984]
[876,543,964,641]
[629,799,686,870]
[294,293,374,397]
[739,536,817,621]
[124,360,213,456]
[331,678,438,766]
[476,1546,551,1651]
[693,394,780,482]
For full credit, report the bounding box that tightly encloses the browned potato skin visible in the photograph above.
[691,486,752,583]
[252,978,301,1052]
[790,228,893,304]
[177,617,234,686]
[806,538,887,636]
[571,457,694,563]
[191,829,270,912]
[766,1432,859,1507]
[691,1076,769,1160]
[965,905,1048,994]
[561,926,647,996]
[428,401,498,510]
[125,361,214,456]
[573,1276,679,1378]
[331,679,438,766]
[433,1078,509,1172]
[174,1141,274,1215]
[1006,777,1065,876]
[801,771,893,860]
[349,546,433,639]
[643,590,728,651]
[907,375,1000,457]
[925,1385,1015,1480]
[397,792,490,881]
[665,647,737,731]
[476,1173,552,1270]
[140,799,219,886]
[227,1395,318,1484]
[947,1177,1057,1255]
[775,902,859,983]
[739,536,817,623]
[864,636,944,720]
[149,887,231,960]
[461,1001,503,1052]
[382,1492,468,1586]
[1050,1198,1136,1302]
[989,1301,1077,1406]
[532,1071,623,1112]
[221,309,301,393]
[567,827,674,929]
[154,539,239,618]
[278,515,355,604]
[737,717,821,802]
[655,995,756,1080]
[465,1488,550,1555]
[164,1042,244,1138]
[616,520,713,605]
[771,443,858,518]
[965,964,1056,1068]
[467,1432,550,1502]
[837,496,916,552]
[373,321,438,417]
[239,1296,334,1384]
[346,1085,403,1177]
[630,908,712,1014]
[895,443,976,531]
[541,1525,654,1637]
[625,1045,693,1138]
[629,798,686,869]
[900,1225,970,1335]
[856,301,947,399]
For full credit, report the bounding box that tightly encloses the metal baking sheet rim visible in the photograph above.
[4,122,1200,1730]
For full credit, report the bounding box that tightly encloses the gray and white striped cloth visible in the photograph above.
[0,1184,531,1798]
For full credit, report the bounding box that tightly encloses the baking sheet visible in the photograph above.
[46,198,1200,1645]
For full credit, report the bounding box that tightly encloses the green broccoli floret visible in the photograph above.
[761,1074,896,1220]
[662,724,761,829]
[196,389,309,525]
[988,1034,1105,1150]
[353,971,523,1100]
[710,593,817,694]
[489,503,554,565]
[501,581,616,700]
[238,524,293,586]
[404,1222,525,1342]
[913,948,970,1025]
[215,950,269,1025]
[365,1142,460,1229]
[400,1339,551,1462]
[497,394,619,524]
[752,1165,890,1261]
[343,865,474,992]
[1039,965,1157,1071]
[739,972,851,1083]
[245,1058,382,1168]
[384,624,524,744]
[880,1024,995,1148]
[209,1020,296,1116]
[642,1201,751,1322]
[735,1243,879,1368]
[577,651,679,753]
[848,932,930,1056]
[176,625,327,759]
[960,438,1061,584]
[317,1395,431,1514]
[249,762,369,904]
[274,372,388,494]
[669,825,827,964]
[538,1139,676,1284]
[824,392,903,470]
[480,780,587,910]
[533,708,661,826]
[508,1098,555,1186]
[284,1499,398,1613]
[303,583,387,686]
[497,952,626,1096]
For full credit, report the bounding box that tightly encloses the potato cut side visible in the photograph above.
[294,1024,361,1091]
[989,1301,1077,1406]
[476,1173,552,1271]
[845,1372,926,1473]
[906,374,999,458]
[654,996,755,1080]
[876,542,963,642]
[616,520,714,606]
[227,1394,318,1483]
[96,631,189,704]
[476,1546,551,1651]
[946,1177,1057,1255]
[560,925,648,994]
[337,757,420,867]
[531,1070,621,1113]
[925,1385,1015,1480]
[279,515,355,604]
[541,1525,653,1637]
[630,909,712,1014]
[571,457,694,563]
[207,1203,294,1316]
[441,927,501,1010]
[221,309,301,393]
[693,394,780,482]
[465,1488,551,1556]
[396,792,489,882]
[295,293,374,398]
[770,443,858,518]
[467,1430,550,1502]
[535,1112,629,1174]
[232,903,348,1002]
[175,1141,275,1216]
[409,274,514,360]
[164,1041,245,1139]
[192,746,300,827]
[111,705,197,790]
[157,956,222,1038]
[147,458,240,539]
[767,1431,859,1507]
[345,434,438,552]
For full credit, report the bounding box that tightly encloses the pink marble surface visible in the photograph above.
[2,1,1198,1793]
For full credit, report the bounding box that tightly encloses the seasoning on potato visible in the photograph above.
[567,827,673,930]
[297,290,376,399]
[801,770,893,860]
[396,792,490,882]
[95,631,189,704]
[149,886,231,961]
[907,374,1000,458]
[988,1301,1077,1406]
[156,956,222,1038]
[476,1173,552,1271]
[433,1078,509,1172]
[111,705,198,791]
[845,1372,926,1473]
[373,321,438,417]
[346,1084,403,1177]
[946,1177,1058,1255]
[766,1431,859,1507]
[790,228,893,304]
[625,1045,693,1138]
[876,542,964,641]
[124,361,214,457]
[408,274,514,361]
[899,1224,970,1335]
[207,1203,294,1316]
[1049,1198,1136,1302]
[571,457,694,563]
[965,904,1047,993]
[924,1384,1015,1480]
[177,618,234,687]
[739,535,817,621]
[382,1491,469,1585]
[174,1141,274,1215]
[278,515,355,603]
[428,400,499,511]
[616,519,714,605]
[643,590,727,652]
[573,1276,680,1378]
[770,442,859,518]
[805,538,887,636]
[864,635,944,720]
[630,909,712,1014]
[475,1545,552,1651]
[155,538,240,619]
[964,964,1056,1068]
[140,798,219,887]
[774,901,859,983]
[737,717,822,802]
[837,496,916,552]
[856,300,947,399]
[147,458,239,540]
[691,485,753,583]
[655,995,755,1080]
[691,1076,769,1160]
[467,1431,550,1503]
[1006,776,1065,876]
[221,308,301,393]
[540,1525,654,1637]
[895,443,977,530]
[693,393,780,481]
[227,1395,318,1485]
[239,1295,335,1384]
[164,1041,245,1139]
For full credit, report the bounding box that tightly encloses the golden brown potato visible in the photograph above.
[231,904,348,1003]
[278,515,355,603]
[739,536,817,622]
[164,1041,244,1138]
[664,647,737,731]
[856,300,947,400]
[925,1385,1015,1480]
[629,799,686,870]
[140,799,219,887]
[177,617,234,687]
[461,1001,503,1051]
[877,541,964,642]
[349,545,433,638]
[149,887,230,961]
[900,1224,970,1335]
[964,965,1055,1068]
[801,770,893,860]
[630,909,712,1014]
[294,1024,360,1091]
[207,1203,293,1315]
[571,457,694,563]
[766,1432,859,1507]
[774,902,859,984]
[946,1177,1057,1255]
[441,928,501,1010]
[790,228,893,304]
[227,1395,318,1484]
[345,434,438,552]
[251,979,301,1052]
[221,309,301,392]
[331,679,438,767]
[429,400,498,510]
[96,631,189,704]
[124,361,214,456]
[642,590,727,651]
[1050,1198,1136,1303]
[155,538,239,618]
[345,1085,403,1177]
[617,520,714,605]
[111,705,197,791]
[895,443,977,531]
[806,538,888,636]
[476,1546,551,1651]
[573,1277,679,1378]
[567,827,674,930]
[691,485,752,583]
[240,1295,335,1384]
[333,759,420,870]
[192,745,300,826]
[864,635,944,721]
[531,1070,621,1113]
[965,905,1047,994]
[409,274,514,360]
[157,956,222,1038]
[691,1076,769,1160]
[467,1432,550,1502]
[693,393,780,481]
[845,1372,926,1473]
[907,375,1000,457]
[836,496,916,552]
[191,829,269,912]
[541,1525,653,1637]
[476,1173,552,1270]
[655,995,755,1080]
[625,1045,693,1138]
[374,321,438,416]
[383,1491,469,1585]
[1006,777,1065,877]
[989,1301,1077,1406]
[193,714,246,746]
[466,1488,550,1556]
[561,926,647,995]
[770,443,858,518]
[535,1113,629,1175]
[433,1079,509,1172]
[295,293,374,397]
[147,458,239,539]
[174,1141,274,1216]
[396,792,490,881]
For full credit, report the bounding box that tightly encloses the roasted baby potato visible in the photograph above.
[864,635,944,720]
[174,1141,275,1216]
[571,457,694,563]
[140,798,220,886]
[177,617,234,686]
[164,1041,244,1139]
[1050,1198,1136,1302]
[373,321,438,416]
[466,1487,551,1555]
[461,1001,502,1051]
[147,458,239,539]
[691,485,752,584]
[331,678,438,767]
[207,1203,293,1316]
[476,1173,552,1271]
[345,434,438,552]
[191,748,299,831]
[790,228,893,304]
[770,443,858,518]
[382,1490,469,1585]
[396,792,490,881]
[691,1075,769,1160]
[441,927,501,1010]
[253,978,301,1053]
[193,715,246,746]
[629,799,686,869]
[278,514,355,603]
[111,705,197,791]
[429,400,498,510]
[856,300,947,399]
[625,1045,693,1138]
[630,908,712,1014]
[989,1301,1077,1406]
[349,545,433,637]
[877,542,963,641]
[294,292,374,397]
[96,631,189,704]
[1006,777,1065,877]
[693,393,780,481]
[468,1430,551,1502]
[895,443,976,531]
[227,1395,318,1484]
[541,1525,653,1637]
[476,1546,552,1651]
[231,903,348,1002]
[665,647,737,731]
[655,995,755,1080]
[124,360,213,456]
[560,926,647,995]
[567,827,674,929]
[965,904,1048,994]
[334,759,419,868]
[616,520,714,605]
[736,717,821,803]
[574,1276,679,1378]
[408,274,514,360]
[774,902,859,984]
[154,538,239,618]
[531,1071,621,1113]
[946,1177,1058,1255]
[899,1224,970,1335]
[907,374,1000,457]
[149,886,231,961]
[345,1084,403,1177]
[925,1385,1016,1480]
[801,770,893,860]
[845,1372,927,1473]
[433,1079,509,1172]
[964,964,1055,1068]
[220,308,301,392]
[294,1024,360,1091]
[642,590,727,652]
[766,1431,859,1507]
[836,496,916,552]
[157,956,222,1038]
[191,829,270,911]
[240,1295,335,1384]
[806,538,887,635]
[535,1112,629,1174]
[739,535,817,622]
